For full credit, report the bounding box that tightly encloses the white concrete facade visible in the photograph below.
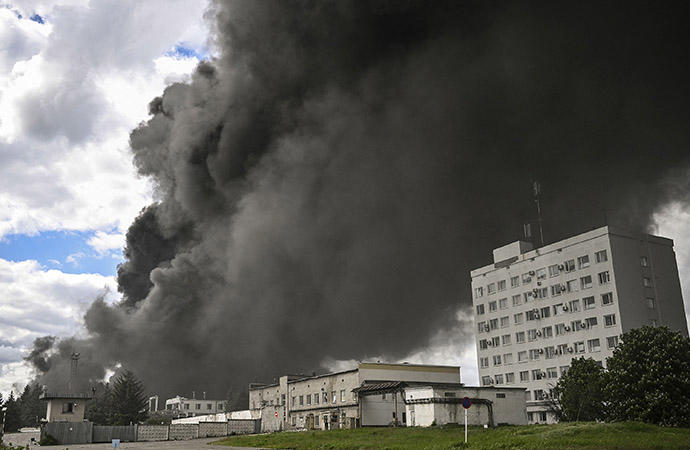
[248,362,461,430]
[164,395,226,417]
[404,385,527,427]
[471,226,688,424]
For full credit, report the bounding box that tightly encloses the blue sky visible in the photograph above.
[0,231,122,276]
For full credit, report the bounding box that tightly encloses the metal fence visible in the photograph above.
[93,425,136,442]
[44,422,93,445]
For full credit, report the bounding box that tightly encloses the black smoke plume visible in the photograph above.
[28,1,690,405]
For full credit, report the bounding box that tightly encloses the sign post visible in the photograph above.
[461,396,472,444]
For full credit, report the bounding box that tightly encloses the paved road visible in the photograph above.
[1,433,264,449]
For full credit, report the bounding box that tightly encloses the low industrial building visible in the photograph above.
[249,362,526,431]
[40,392,93,423]
[163,393,226,418]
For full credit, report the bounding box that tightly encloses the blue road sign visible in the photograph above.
[462,396,472,409]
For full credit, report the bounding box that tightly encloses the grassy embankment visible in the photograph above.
[213,421,690,449]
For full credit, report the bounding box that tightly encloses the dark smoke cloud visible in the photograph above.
[28,0,690,404]
[23,336,55,373]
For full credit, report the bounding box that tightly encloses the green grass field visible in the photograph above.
[213,421,690,449]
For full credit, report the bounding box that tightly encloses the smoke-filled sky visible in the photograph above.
[1,0,689,403]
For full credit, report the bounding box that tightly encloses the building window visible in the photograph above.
[598,271,611,284]
[567,279,579,292]
[595,250,608,263]
[588,338,601,352]
[522,273,532,283]
[643,277,652,287]
[602,292,613,305]
[511,276,520,288]
[540,306,551,318]
[516,331,526,343]
[489,301,497,312]
[479,339,488,350]
[184,404,189,410]
[574,341,585,353]
[196,404,201,410]
[502,334,511,346]
[550,284,563,297]
[481,376,492,386]
[580,275,593,289]
[641,256,649,267]
[292,396,296,406]
[489,319,498,330]
[505,373,515,384]
[585,317,598,328]
[577,255,590,269]
[529,349,541,361]
[544,346,556,359]
[607,336,619,349]
[292,416,296,426]
[519,371,529,382]
[477,321,486,333]
[560,366,570,376]
[555,323,566,336]
[548,264,560,277]
[207,403,213,410]
[546,367,558,379]
[306,395,311,406]
[475,287,484,298]
[498,280,506,291]
[564,259,575,272]
[487,283,496,295]
[315,415,319,427]
[500,316,510,328]
[492,336,500,347]
[493,355,502,366]
[523,292,531,303]
[526,310,539,322]
[314,393,319,405]
[536,268,546,280]
[542,326,553,338]
[480,357,489,368]
[323,392,328,403]
[341,390,345,402]
[534,287,548,299]
[518,351,527,362]
[332,391,336,403]
[476,304,485,315]
[539,412,547,422]
[503,353,513,364]
[62,402,74,413]
[299,395,304,406]
[647,298,655,309]
[532,370,543,381]
[604,314,616,327]
[583,296,595,310]
[494,374,504,385]
[512,294,521,306]
[499,298,508,309]
[527,329,537,341]
[514,312,524,324]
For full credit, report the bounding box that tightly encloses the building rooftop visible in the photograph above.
[39,392,93,400]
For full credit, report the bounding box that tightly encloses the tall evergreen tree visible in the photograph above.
[111,371,148,425]
[2,392,22,432]
[18,384,45,427]
[86,383,114,425]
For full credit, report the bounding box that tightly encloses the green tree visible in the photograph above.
[552,357,606,421]
[604,326,690,426]
[111,370,148,425]
[2,392,22,432]
[18,384,45,427]
[86,383,114,425]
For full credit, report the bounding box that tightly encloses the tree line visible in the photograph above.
[550,326,690,427]
[1,370,149,431]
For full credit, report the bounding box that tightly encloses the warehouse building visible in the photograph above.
[471,225,688,424]
[249,361,526,430]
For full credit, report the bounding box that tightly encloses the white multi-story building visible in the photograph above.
[164,394,226,417]
[470,225,688,424]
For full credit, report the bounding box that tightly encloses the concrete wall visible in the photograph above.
[260,405,285,432]
[360,392,406,426]
[168,423,198,440]
[228,419,261,435]
[198,422,227,437]
[137,425,169,441]
[46,399,87,422]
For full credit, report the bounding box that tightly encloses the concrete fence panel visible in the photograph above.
[198,421,228,437]
[92,425,136,443]
[136,424,170,441]
[44,422,93,445]
[169,423,199,440]
[228,419,260,435]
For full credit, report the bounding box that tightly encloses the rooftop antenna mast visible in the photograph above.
[69,351,80,393]
[533,181,544,246]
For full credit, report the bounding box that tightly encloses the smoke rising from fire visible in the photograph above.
[28,1,689,404]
